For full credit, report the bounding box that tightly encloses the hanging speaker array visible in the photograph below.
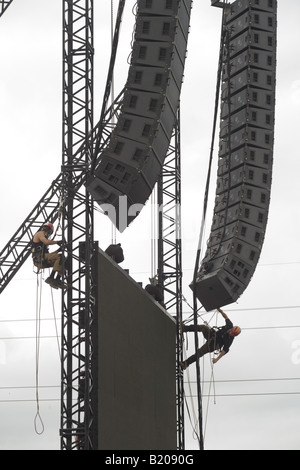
[192,0,277,311]
[87,0,192,231]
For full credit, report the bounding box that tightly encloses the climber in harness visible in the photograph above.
[180,308,241,369]
[31,222,64,289]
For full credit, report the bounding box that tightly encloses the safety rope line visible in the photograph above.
[33,264,62,435]
[34,272,45,435]
[203,310,219,438]
[151,191,157,280]
[181,342,201,447]
[191,8,227,451]
[52,193,65,241]
[50,283,61,360]
[32,213,63,435]
[110,0,117,245]
[181,309,219,445]
[32,239,46,433]
[90,0,126,174]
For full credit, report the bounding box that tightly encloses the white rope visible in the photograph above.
[110,0,117,245]
[33,263,62,435]
[34,272,45,435]
[49,280,61,360]
[181,309,220,443]
[32,215,64,435]
[52,193,64,240]
[182,341,202,447]
[150,191,157,279]
[203,311,219,438]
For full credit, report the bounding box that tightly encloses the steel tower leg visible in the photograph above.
[60,0,97,450]
[0,0,13,17]
[157,109,184,450]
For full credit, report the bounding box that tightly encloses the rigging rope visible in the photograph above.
[33,268,62,435]
[151,191,157,280]
[111,0,117,245]
[34,272,45,435]
[203,310,219,438]
[90,0,126,174]
[52,193,64,240]
[32,219,62,435]
[49,283,61,360]
[191,9,227,450]
[181,310,220,447]
[182,342,202,447]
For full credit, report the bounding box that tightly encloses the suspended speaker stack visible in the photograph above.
[192,0,277,311]
[87,0,192,231]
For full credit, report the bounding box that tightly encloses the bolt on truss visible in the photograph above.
[157,109,184,450]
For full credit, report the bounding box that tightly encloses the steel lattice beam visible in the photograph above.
[157,109,184,450]
[0,87,123,296]
[60,0,96,450]
[0,176,62,293]
[60,0,125,449]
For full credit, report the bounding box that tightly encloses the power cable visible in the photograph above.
[1,304,300,324]
[187,377,300,385]
[185,392,300,398]
[1,391,300,404]
[0,385,60,390]
[0,399,59,403]
[0,335,62,340]
[2,323,300,341]
[226,305,300,312]
[1,377,299,392]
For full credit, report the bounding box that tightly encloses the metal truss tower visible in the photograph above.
[157,109,184,449]
[60,0,98,450]
[60,0,185,449]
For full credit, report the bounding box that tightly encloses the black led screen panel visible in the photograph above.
[97,248,176,450]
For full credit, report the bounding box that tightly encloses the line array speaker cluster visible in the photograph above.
[192,0,277,311]
[87,0,192,231]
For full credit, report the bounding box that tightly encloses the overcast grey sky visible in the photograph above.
[0,0,299,450]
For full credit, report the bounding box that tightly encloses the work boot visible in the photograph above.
[52,278,67,289]
[45,277,58,289]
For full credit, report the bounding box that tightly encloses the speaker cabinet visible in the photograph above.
[191,0,277,311]
[87,0,192,231]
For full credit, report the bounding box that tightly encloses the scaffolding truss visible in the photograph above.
[157,110,184,449]
[60,0,97,450]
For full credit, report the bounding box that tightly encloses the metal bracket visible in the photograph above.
[211,0,228,8]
